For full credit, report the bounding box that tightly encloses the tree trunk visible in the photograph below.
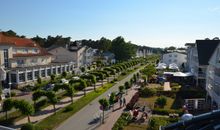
[84,88,86,96]
[27,115,31,123]
[53,104,56,114]
[71,96,73,103]
[5,111,7,120]
[102,110,104,124]
[112,104,114,112]
[93,84,96,91]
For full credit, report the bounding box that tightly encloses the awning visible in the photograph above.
[164,72,193,77]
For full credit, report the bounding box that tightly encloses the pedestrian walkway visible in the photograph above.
[96,88,138,130]
[163,82,171,91]
[13,84,104,129]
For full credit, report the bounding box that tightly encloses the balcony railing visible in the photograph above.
[198,72,206,78]
[214,75,220,84]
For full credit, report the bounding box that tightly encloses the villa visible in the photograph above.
[0,33,76,87]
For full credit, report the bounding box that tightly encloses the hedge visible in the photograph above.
[152,108,183,116]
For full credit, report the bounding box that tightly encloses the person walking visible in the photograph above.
[119,98,123,108]
[123,97,126,107]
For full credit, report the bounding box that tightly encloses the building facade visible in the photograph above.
[48,44,86,68]
[162,52,187,68]
[206,43,220,109]
[0,33,75,87]
[185,40,219,87]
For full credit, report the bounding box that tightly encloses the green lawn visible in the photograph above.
[124,123,148,130]
[37,83,114,129]
[37,65,144,130]
[139,96,175,109]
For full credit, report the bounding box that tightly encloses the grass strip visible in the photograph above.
[37,66,143,130]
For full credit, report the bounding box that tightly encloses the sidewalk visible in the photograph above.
[12,82,106,129]
[163,82,171,91]
[96,87,138,130]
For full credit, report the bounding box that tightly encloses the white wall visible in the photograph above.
[162,52,187,67]
[49,47,75,63]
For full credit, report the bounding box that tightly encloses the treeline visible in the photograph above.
[1,30,163,60]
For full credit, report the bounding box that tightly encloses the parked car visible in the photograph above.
[43,84,55,91]
[60,78,69,84]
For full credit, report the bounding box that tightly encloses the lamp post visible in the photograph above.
[8,82,12,98]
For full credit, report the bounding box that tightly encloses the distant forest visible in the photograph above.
[1,30,163,60]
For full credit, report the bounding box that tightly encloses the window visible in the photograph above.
[33,48,38,53]
[34,71,39,79]
[13,49,17,54]
[27,72,33,80]
[17,59,24,65]
[41,70,45,77]
[31,59,37,63]
[169,59,172,62]
[174,54,177,57]
[3,49,9,68]
[169,54,172,57]
[19,73,25,82]
[174,59,177,62]
[23,48,28,53]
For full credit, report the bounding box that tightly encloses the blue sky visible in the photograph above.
[1,0,220,47]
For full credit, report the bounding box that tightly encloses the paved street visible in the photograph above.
[55,69,140,130]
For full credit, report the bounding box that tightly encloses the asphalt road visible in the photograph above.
[55,68,141,130]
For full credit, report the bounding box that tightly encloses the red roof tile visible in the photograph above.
[0,33,52,57]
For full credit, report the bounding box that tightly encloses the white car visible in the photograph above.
[61,78,69,84]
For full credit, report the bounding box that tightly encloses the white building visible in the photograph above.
[84,47,95,66]
[136,48,153,58]
[162,52,187,68]
[206,43,220,109]
[0,33,76,87]
[185,40,219,87]
[48,44,86,68]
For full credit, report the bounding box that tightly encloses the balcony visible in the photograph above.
[198,72,206,78]
[214,75,220,84]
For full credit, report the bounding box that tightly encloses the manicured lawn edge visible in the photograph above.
[37,66,143,130]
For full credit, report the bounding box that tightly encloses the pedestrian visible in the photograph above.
[123,97,126,107]
[142,106,146,112]
[119,98,123,108]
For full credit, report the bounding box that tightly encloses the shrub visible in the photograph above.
[155,96,167,108]
[156,90,177,98]
[63,106,74,112]
[21,123,42,130]
[110,81,115,83]
[35,99,47,111]
[121,72,127,75]
[152,108,183,116]
[114,78,118,81]
[112,112,132,130]
[170,82,179,87]
[140,87,156,97]
[11,92,16,97]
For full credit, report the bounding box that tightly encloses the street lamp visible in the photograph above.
[8,82,12,98]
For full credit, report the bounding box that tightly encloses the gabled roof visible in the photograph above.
[196,40,220,65]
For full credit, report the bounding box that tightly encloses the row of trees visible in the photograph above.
[1,58,143,125]
[3,99,34,123]
[1,30,163,61]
